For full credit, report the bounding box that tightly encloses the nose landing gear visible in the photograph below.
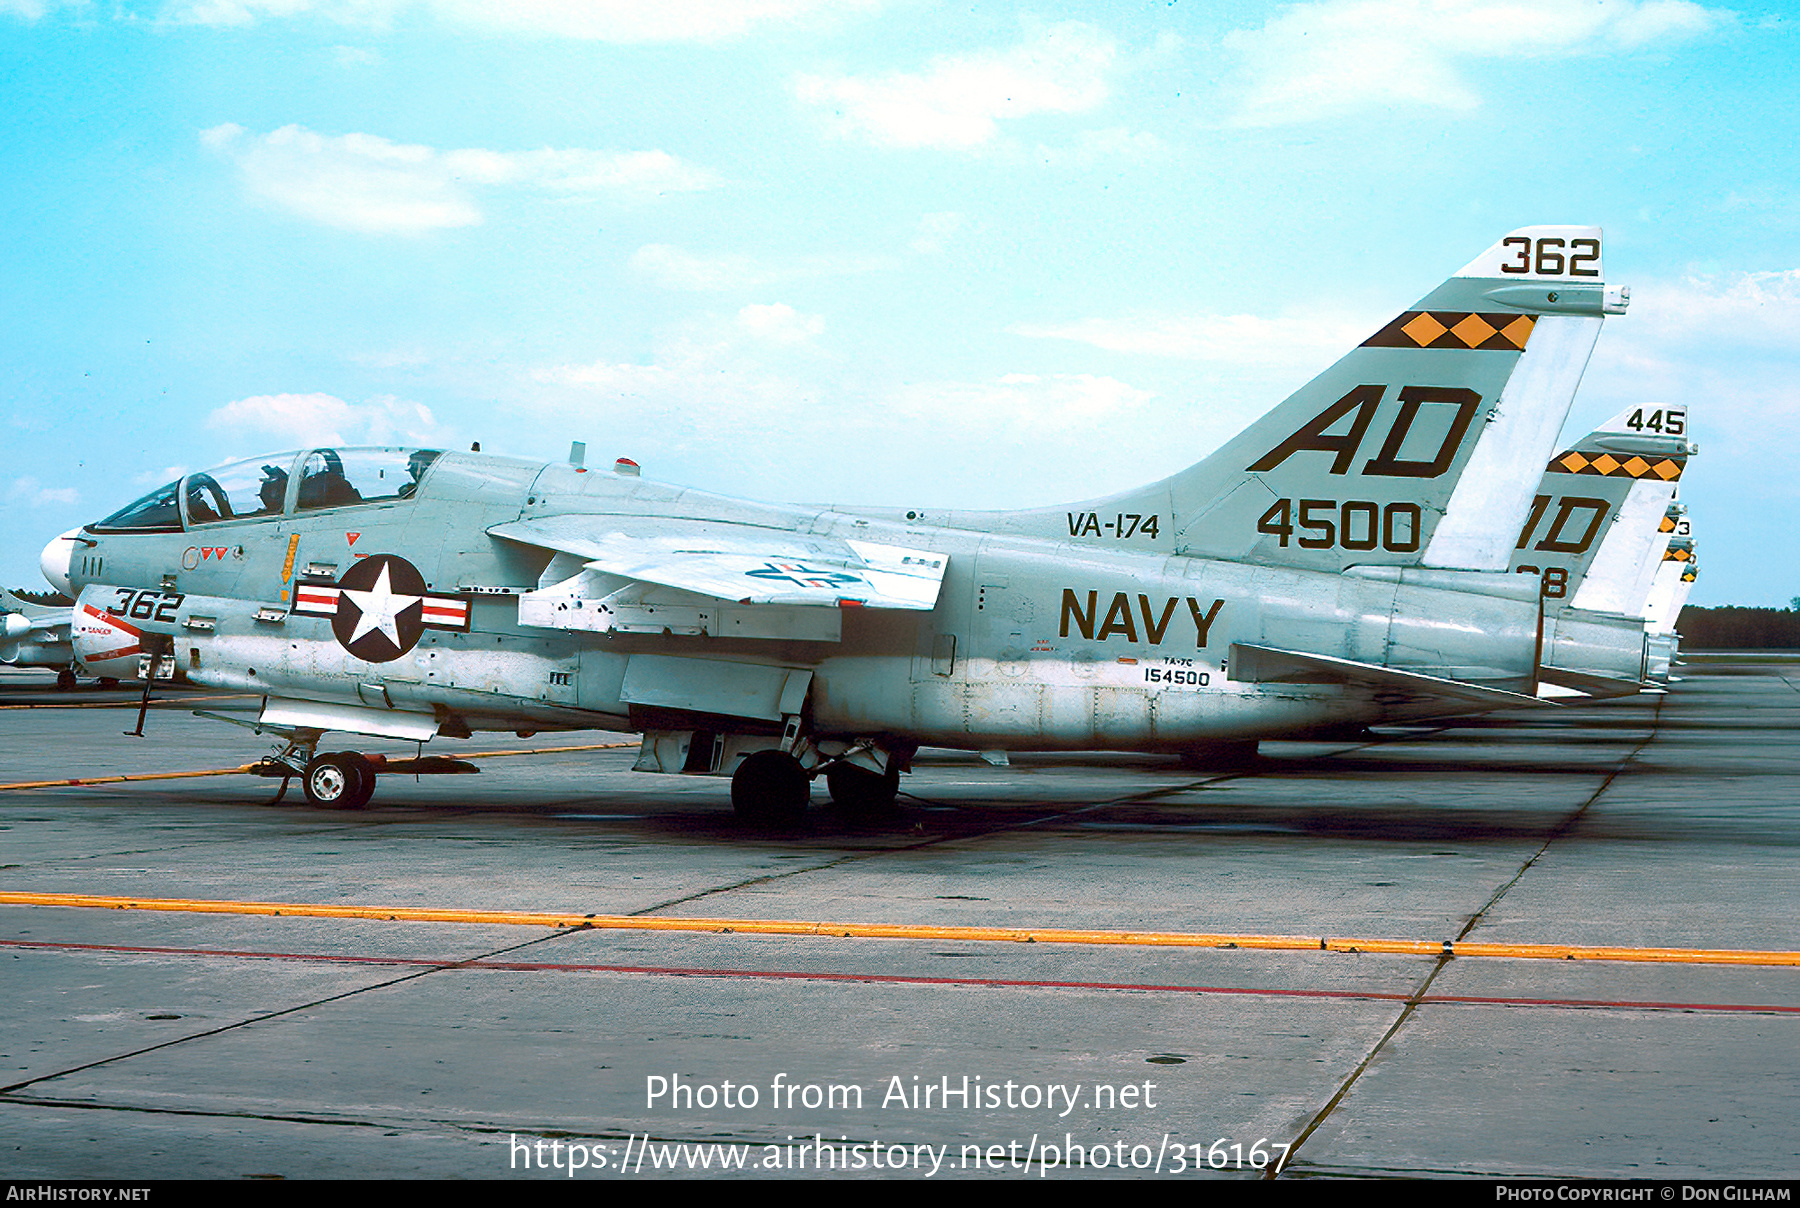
[303,751,377,810]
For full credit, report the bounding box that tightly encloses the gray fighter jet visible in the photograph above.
[1,589,79,687]
[39,225,1665,818]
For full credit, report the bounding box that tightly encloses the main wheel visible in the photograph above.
[55,668,78,690]
[825,762,900,814]
[730,750,810,823]
[303,752,375,809]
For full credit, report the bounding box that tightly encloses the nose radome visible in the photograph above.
[39,528,80,596]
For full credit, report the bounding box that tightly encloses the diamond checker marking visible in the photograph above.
[1402,312,1448,346]
[1451,314,1498,348]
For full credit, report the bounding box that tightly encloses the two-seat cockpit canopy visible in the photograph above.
[89,448,444,533]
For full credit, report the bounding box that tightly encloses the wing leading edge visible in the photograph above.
[490,515,948,610]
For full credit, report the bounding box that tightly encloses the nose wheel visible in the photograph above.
[303,752,377,810]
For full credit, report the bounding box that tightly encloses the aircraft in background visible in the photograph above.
[1505,404,1696,695]
[1643,510,1698,637]
[0,589,82,688]
[41,226,1676,818]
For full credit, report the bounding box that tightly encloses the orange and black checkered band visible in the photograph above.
[1362,311,1535,351]
[1664,545,1695,562]
[1547,449,1685,482]
[1659,514,1678,532]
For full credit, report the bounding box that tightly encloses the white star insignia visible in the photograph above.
[341,563,421,648]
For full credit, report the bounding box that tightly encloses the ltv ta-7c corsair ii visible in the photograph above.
[41,226,1668,819]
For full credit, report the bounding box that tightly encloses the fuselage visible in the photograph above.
[46,446,1650,753]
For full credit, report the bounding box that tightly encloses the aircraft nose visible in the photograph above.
[39,528,80,596]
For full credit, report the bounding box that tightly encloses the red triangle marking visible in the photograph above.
[346,532,361,546]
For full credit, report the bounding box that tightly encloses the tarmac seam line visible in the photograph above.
[0,924,594,1098]
[1269,700,1666,1179]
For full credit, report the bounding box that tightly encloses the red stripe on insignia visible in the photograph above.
[420,599,467,627]
[294,586,340,615]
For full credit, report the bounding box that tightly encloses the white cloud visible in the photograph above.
[5,477,80,507]
[736,303,824,345]
[1578,270,1800,516]
[1010,309,1380,367]
[1222,0,1722,126]
[527,332,1164,508]
[1624,270,1800,352]
[332,44,382,66]
[163,0,869,40]
[429,0,870,41]
[203,123,719,234]
[630,243,895,291]
[1029,126,1167,167]
[795,22,1116,149]
[132,464,190,486]
[887,372,1153,428]
[207,392,443,446]
[910,211,965,255]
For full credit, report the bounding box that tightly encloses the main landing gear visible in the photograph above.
[824,762,900,814]
[730,750,810,824]
[728,745,904,824]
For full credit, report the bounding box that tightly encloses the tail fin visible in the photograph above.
[1643,518,1696,633]
[1173,226,1625,571]
[956,226,1627,573]
[1507,405,1694,613]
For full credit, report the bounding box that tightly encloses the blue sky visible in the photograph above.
[2,0,1795,605]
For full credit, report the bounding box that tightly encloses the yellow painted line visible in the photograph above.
[0,891,1795,967]
[0,742,639,792]
[0,766,261,791]
[0,693,261,711]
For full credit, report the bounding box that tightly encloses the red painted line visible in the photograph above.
[82,643,142,662]
[3,938,1795,1016]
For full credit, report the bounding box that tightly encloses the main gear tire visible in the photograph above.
[825,762,900,814]
[730,750,810,824]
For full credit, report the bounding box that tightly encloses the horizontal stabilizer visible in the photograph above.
[490,516,946,609]
[1228,642,1551,707]
[1534,666,1648,700]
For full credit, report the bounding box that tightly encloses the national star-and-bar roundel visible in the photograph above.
[291,553,470,662]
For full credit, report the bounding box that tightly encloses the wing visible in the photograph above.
[490,515,947,609]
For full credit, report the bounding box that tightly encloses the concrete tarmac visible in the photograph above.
[0,661,1796,1180]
